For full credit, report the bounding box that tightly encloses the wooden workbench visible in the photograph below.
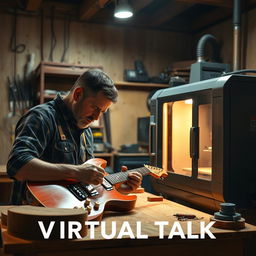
[1,192,256,256]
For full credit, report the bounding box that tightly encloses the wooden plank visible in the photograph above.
[79,0,111,21]
[176,0,233,8]
[25,0,43,11]
[150,1,195,27]
[115,81,169,89]
[130,0,155,13]
[0,13,14,165]
[192,7,232,31]
[43,66,90,76]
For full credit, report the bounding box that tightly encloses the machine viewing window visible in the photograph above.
[162,99,192,177]
[198,102,212,181]
[162,97,212,181]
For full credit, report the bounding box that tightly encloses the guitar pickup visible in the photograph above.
[102,178,113,191]
[67,184,88,201]
[82,184,99,197]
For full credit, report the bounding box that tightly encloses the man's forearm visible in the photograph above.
[14,158,77,181]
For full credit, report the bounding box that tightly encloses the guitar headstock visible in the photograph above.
[144,165,168,179]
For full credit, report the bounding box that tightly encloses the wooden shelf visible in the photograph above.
[94,153,113,157]
[115,81,169,90]
[36,61,102,78]
[43,94,57,99]
[36,62,103,104]
[114,152,150,157]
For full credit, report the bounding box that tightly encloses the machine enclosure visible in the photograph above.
[150,75,256,210]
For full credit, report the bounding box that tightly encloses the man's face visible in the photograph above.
[72,89,113,129]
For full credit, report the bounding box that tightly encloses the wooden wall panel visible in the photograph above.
[244,8,256,69]
[193,8,256,70]
[0,14,15,166]
[123,28,193,76]
[16,14,41,75]
[110,90,150,149]
[0,13,192,164]
[193,19,233,66]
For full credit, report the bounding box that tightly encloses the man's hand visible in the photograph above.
[117,166,142,194]
[76,163,105,185]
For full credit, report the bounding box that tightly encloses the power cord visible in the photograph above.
[222,69,256,76]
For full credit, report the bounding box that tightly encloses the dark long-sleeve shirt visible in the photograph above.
[7,94,94,204]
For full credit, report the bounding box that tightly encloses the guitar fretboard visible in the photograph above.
[104,167,150,185]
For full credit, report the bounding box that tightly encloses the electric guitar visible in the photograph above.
[26,158,168,221]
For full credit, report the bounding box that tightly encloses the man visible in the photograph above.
[7,69,142,204]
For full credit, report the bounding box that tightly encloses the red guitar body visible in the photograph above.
[27,158,137,221]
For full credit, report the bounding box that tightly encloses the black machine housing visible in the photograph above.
[149,74,256,211]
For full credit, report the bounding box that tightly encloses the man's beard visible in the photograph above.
[77,117,94,129]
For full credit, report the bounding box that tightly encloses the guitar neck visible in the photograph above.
[105,167,150,185]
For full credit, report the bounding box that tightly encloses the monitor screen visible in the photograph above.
[137,116,150,146]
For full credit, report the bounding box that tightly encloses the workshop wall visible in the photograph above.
[0,13,192,164]
[193,7,256,70]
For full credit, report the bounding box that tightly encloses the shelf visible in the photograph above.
[114,153,150,156]
[36,62,103,78]
[94,153,113,157]
[43,94,57,99]
[36,61,103,104]
[115,81,169,90]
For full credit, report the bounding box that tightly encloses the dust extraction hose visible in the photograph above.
[196,34,219,62]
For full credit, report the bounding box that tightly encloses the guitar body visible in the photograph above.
[27,158,137,221]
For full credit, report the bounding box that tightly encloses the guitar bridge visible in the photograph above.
[67,183,88,201]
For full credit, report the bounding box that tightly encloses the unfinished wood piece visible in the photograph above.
[7,206,87,240]
[210,217,245,230]
[147,196,164,202]
[0,206,15,227]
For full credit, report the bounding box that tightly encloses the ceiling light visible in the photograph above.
[114,0,133,19]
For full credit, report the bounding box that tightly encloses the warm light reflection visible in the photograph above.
[162,100,192,176]
[162,103,168,172]
[162,98,212,181]
[185,99,193,104]
[198,103,212,180]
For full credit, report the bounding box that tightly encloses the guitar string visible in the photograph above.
[105,167,150,185]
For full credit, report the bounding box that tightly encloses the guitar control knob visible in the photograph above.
[94,202,100,210]
[84,198,91,207]
[86,205,92,214]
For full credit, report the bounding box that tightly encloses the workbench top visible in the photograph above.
[1,192,256,256]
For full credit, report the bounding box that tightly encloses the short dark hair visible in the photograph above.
[73,69,118,103]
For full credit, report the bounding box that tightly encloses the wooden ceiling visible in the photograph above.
[1,0,256,33]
